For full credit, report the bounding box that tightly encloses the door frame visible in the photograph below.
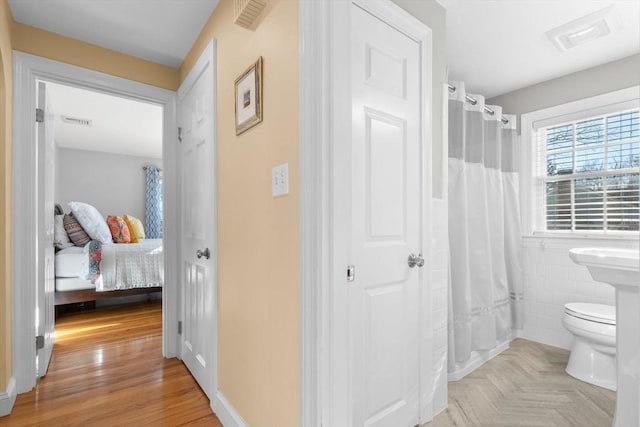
[299,0,434,424]
[12,52,179,393]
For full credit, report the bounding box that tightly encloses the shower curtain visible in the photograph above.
[447,82,523,368]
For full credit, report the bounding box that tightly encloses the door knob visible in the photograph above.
[196,248,210,260]
[408,253,424,268]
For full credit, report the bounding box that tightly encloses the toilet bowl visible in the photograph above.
[563,302,616,391]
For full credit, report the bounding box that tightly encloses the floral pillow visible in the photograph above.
[107,216,131,243]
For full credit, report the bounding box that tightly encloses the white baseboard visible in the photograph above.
[212,391,248,427]
[0,377,16,417]
[447,340,510,382]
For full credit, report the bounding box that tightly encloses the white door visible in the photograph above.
[345,4,424,426]
[36,81,55,378]
[177,40,217,401]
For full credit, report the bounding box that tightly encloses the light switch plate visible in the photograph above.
[272,163,289,197]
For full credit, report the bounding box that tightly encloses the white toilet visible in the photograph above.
[562,302,616,391]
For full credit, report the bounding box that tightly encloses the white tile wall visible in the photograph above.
[519,236,639,349]
[431,198,449,414]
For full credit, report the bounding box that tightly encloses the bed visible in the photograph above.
[55,238,164,306]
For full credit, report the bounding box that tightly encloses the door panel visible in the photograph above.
[178,43,216,401]
[350,5,422,427]
[36,81,55,378]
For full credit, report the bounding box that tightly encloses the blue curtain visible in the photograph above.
[145,166,163,238]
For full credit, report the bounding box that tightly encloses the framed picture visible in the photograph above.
[235,57,263,135]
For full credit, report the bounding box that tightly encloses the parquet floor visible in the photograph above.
[430,339,616,427]
[1,301,221,427]
[2,303,617,427]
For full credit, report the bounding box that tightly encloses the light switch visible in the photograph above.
[272,163,289,197]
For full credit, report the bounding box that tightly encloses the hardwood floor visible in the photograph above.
[2,304,616,427]
[430,339,616,427]
[1,301,221,427]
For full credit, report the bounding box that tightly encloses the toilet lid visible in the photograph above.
[565,303,616,325]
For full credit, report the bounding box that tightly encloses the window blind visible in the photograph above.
[534,109,639,233]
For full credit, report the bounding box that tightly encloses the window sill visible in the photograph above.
[522,233,640,249]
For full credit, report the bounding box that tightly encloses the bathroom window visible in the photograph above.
[522,87,640,236]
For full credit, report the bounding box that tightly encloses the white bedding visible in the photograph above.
[55,246,85,277]
[95,239,164,291]
[55,239,164,292]
[55,277,94,292]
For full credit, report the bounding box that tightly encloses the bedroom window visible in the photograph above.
[522,87,640,236]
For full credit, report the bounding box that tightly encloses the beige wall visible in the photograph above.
[180,0,299,425]
[390,0,447,198]
[488,54,640,117]
[0,0,13,394]
[12,23,179,91]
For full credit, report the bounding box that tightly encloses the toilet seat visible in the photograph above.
[565,303,615,326]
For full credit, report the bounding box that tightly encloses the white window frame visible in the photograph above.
[521,86,640,239]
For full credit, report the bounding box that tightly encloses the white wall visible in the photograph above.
[488,54,640,119]
[430,198,449,413]
[55,147,161,221]
[488,55,640,350]
[520,237,638,350]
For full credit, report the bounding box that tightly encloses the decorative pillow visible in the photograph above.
[63,213,91,247]
[54,215,73,249]
[124,214,145,243]
[68,201,113,244]
[107,216,131,243]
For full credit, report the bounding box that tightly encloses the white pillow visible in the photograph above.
[54,215,73,249]
[68,201,113,244]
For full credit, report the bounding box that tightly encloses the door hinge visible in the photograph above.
[35,108,44,123]
[35,335,45,350]
[178,126,183,143]
[347,264,355,282]
[178,321,182,335]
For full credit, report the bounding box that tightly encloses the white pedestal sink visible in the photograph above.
[569,247,640,427]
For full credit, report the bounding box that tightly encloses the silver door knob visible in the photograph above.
[408,253,424,268]
[196,248,210,260]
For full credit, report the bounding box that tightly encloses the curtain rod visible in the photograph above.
[447,83,509,125]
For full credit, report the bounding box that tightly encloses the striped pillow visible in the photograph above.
[63,213,91,246]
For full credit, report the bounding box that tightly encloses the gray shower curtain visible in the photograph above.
[447,81,524,368]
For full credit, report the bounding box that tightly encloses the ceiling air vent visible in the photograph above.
[61,115,92,127]
[545,5,623,52]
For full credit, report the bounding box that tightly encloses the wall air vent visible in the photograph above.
[545,5,623,52]
[234,0,266,30]
[61,115,92,127]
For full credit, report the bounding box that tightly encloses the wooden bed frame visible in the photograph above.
[54,287,163,306]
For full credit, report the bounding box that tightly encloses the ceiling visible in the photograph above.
[8,0,219,67]
[440,0,640,98]
[9,1,640,154]
[46,83,163,159]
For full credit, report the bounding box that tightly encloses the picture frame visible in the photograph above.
[235,56,263,135]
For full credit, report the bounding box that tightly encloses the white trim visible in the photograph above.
[299,0,331,425]
[212,391,248,427]
[176,38,219,401]
[520,85,640,238]
[0,377,16,417]
[12,52,179,393]
[299,0,435,425]
[447,340,510,382]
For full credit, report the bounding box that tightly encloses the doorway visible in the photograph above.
[12,52,179,394]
